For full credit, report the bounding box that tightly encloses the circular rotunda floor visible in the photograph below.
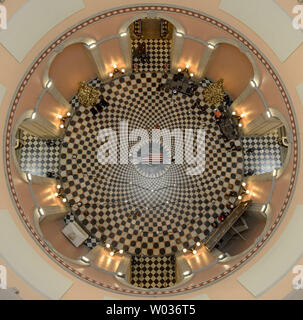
[60,72,244,256]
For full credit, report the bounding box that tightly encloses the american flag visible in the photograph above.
[141,153,163,163]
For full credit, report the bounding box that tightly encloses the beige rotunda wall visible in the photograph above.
[0,0,301,300]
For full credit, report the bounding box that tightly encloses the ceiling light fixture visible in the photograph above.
[81,256,90,263]
[88,42,97,50]
[261,204,267,213]
[250,79,257,88]
[46,80,53,89]
[207,43,216,50]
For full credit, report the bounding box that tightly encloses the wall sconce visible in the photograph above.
[120,32,128,37]
[231,111,244,127]
[266,110,272,118]
[109,64,125,78]
[31,112,37,120]
[54,188,67,203]
[26,173,32,182]
[177,64,194,78]
[58,111,72,129]
[240,183,250,197]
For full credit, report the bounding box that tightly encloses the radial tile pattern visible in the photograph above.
[60,73,244,256]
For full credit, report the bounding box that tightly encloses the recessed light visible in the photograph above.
[88,43,97,50]
[46,80,53,89]
[175,32,183,37]
[250,79,257,88]
[81,256,90,263]
[207,43,216,50]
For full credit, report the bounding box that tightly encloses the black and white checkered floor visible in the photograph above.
[131,255,176,289]
[60,72,244,256]
[20,132,60,177]
[132,39,171,72]
[241,133,282,175]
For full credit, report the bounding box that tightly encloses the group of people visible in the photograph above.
[133,42,150,64]
[90,96,110,117]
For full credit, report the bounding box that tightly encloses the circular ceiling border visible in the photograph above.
[4,5,298,296]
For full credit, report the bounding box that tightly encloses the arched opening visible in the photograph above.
[206,43,254,99]
[130,18,174,72]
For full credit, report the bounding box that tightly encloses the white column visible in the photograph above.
[85,44,108,81]
[195,45,218,80]
[171,31,184,73]
[47,85,72,113]
[119,33,132,74]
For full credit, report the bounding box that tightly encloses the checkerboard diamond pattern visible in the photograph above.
[20,132,61,177]
[60,73,244,256]
[131,255,176,289]
[132,39,171,72]
[241,132,282,175]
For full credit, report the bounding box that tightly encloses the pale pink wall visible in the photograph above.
[206,43,254,98]
[49,43,96,100]
[179,38,204,72]
[99,38,126,73]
